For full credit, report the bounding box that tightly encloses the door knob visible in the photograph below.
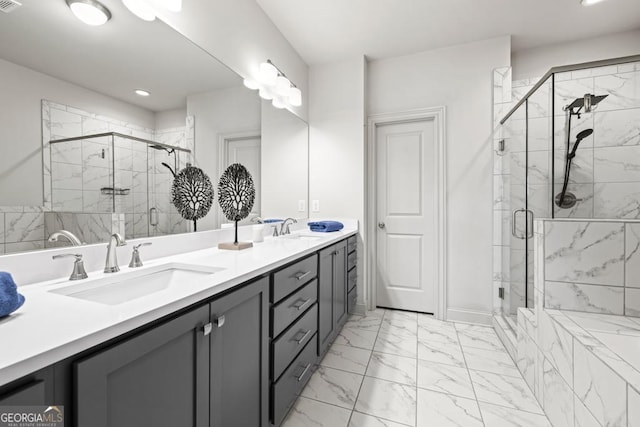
[378,222,385,229]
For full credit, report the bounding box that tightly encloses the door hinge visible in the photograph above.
[498,287,505,300]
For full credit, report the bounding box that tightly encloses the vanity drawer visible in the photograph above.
[348,287,357,314]
[347,251,357,271]
[347,235,357,253]
[272,335,317,426]
[273,279,318,337]
[348,268,357,292]
[272,254,318,303]
[272,305,317,381]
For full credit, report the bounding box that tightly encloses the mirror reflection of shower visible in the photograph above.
[555,93,608,209]
[150,144,177,177]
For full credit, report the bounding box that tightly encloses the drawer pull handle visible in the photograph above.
[214,315,225,328]
[203,323,213,336]
[295,298,313,311]
[296,330,312,344]
[297,363,312,382]
[295,271,311,281]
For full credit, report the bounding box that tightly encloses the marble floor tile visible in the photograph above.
[416,389,483,427]
[321,343,372,375]
[462,345,521,377]
[348,412,410,427]
[478,402,552,427]
[281,396,351,427]
[365,352,417,386]
[458,329,506,351]
[346,315,384,332]
[417,313,452,328]
[470,370,544,414]
[301,366,364,410]
[383,310,417,322]
[454,323,496,335]
[355,377,417,426]
[380,316,418,335]
[417,360,475,399]
[418,322,459,346]
[379,323,417,338]
[374,330,418,358]
[335,326,379,350]
[417,340,466,367]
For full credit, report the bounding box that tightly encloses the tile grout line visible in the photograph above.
[456,324,487,427]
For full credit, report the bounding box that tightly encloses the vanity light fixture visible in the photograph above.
[243,60,303,108]
[135,89,151,96]
[580,0,608,5]
[66,0,112,26]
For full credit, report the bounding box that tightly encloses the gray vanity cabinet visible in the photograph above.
[74,305,210,427]
[318,239,348,357]
[209,276,269,427]
[0,367,55,406]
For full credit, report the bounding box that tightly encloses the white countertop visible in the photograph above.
[0,227,357,386]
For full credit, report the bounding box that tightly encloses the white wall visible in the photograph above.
[308,56,367,307]
[512,29,640,80]
[0,58,155,207]
[155,108,188,130]
[187,86,261,230]
[261,101,309,220]
[368,36,511,323]
[157,0,309,121]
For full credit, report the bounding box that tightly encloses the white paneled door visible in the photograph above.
[226,136,261,218]
[376,119,437,314]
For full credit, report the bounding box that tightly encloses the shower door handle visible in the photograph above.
[511,209,527,240]
[525,209,534,239]
[149,207,159,226]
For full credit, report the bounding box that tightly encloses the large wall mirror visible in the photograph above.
[0,0,308,255]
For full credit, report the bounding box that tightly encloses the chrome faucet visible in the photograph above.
[48,230,82,246]
[104,233,126,273]
[280,218,298,235]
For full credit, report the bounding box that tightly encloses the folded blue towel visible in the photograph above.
[264,219,283,224]
[0,272,25,318]
[308,221,344,232]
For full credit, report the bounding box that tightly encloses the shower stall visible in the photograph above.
[48,132,192,242]
[494,55,640,328]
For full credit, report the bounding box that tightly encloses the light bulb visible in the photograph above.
[259,87,273,100]
[272,98,286,109]
[67,0,112,26]
[135,89,151,96]
[243,79,260,90]
[259,62,278,85]
[275,75,291,97]
[580,0,607,5]
[289,87,302,107]
[123,0,156,21]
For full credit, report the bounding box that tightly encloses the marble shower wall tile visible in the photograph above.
[544,221,624,286]
[573,340,626,427]
[594,108,640,147]
[542,358,574,427]
[627,223,640,287]
[544,281,624,315]
[5,212,45,243]
[626,289,640,317]
[593,182,640,219]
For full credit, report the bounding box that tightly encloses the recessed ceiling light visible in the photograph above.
[581,0,607,5]
[66,0,111,26]
[135,89,151,96]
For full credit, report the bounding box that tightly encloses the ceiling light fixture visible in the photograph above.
[122,0,156,21]
[580,0,607,5]
[66,0,112,26]
[244,59,303,109]
[135,89,151,96]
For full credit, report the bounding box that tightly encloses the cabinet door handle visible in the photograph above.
[294,298,312,311]
[214,315,225,328]
[295,271,311,281]
[203,323,213,336]
[296,330,312,344]
[297,363,312,382]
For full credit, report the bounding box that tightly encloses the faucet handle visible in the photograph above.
[129,242,152,268]
[53,253,88,281]
[272,225,280,237]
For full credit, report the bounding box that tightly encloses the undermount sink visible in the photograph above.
[280,233,324,241]
[49,263,225,305]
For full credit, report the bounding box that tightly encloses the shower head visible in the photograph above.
[568,128,594,159]
[566,94,608,113]
[576,128,594,141]
[150,144,175,155]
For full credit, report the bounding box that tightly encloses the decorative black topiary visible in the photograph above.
[171,165,214,232]
[218,163,255,244]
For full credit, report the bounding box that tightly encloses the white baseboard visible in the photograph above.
[446,308,493,325]
[352,303,367,316]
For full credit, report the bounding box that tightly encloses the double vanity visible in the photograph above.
[0,226,358,427]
